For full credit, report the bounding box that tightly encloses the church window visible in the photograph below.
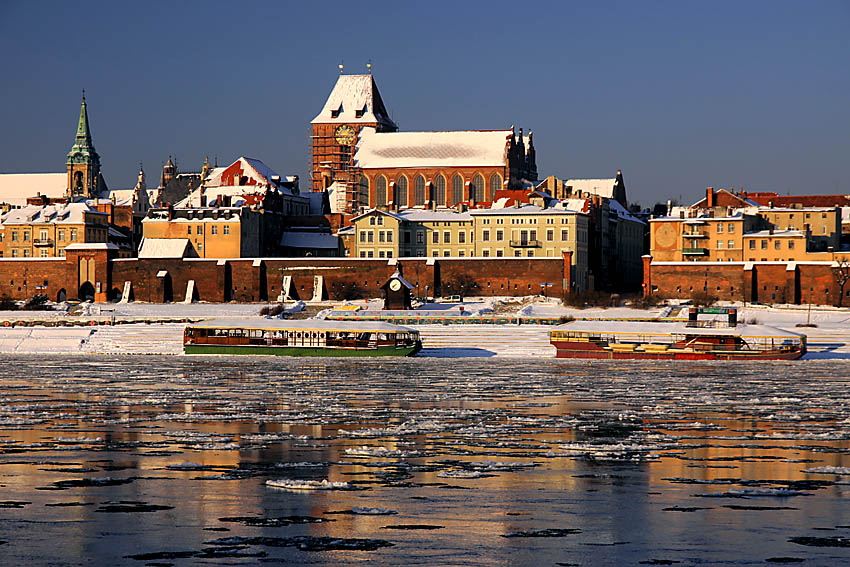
[413,175,426,206]
[471,173,485,202]
[358,175,369,208]
[433,174,446,206]
[489,173,502,201]
[376,175,387,206]
[451,174,463,204]
[396,176,408,207]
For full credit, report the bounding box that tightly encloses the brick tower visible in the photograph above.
[310,69,397,213]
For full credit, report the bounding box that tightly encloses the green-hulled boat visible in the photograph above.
[183,318,421,357]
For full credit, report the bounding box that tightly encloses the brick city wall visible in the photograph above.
[1,254,572,303]
[645,257,847,306]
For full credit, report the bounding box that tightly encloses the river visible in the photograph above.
[1,356,850,566]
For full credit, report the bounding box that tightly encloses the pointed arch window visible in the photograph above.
[433,174,446,206]
[413,175,426,206]
[451,174,463,204]
[489,173,502,201]
[376,175,387,206]
[358,175,369,208]
[471,173,485,202]
[396,176,408,207]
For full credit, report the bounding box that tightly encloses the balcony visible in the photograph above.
[33,239,53,247]
[682,247,708,255]
[682,231,707,239]
[509,239,540,248]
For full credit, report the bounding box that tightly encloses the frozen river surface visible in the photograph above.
[2,357,850,566]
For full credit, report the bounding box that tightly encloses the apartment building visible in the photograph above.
[0,202,109,258]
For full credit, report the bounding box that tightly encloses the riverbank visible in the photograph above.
[0,299,847,358]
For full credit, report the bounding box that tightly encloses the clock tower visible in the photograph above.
[66,91,106,199]
[310,70,397,213]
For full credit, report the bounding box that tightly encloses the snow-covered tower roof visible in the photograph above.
[311,74,397,132]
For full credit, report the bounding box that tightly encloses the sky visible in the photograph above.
[1,0,848,207]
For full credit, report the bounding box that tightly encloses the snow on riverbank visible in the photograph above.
[0,299,846,358]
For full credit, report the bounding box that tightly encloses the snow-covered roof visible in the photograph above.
[397,209,472,222]
[311,74,396,129]
[176,185,268,208]
[355,127,514,169]
[1,202,102,225]
[609,199,644,224]
[138,238,192,259]
[279,231,340,249]
[0,173,66,207]
[96,188,135,206]
[64,243,118,250]
[190,317,415,333]
[305,191,327,215]
[564,178,617,199]
[470,204,584,216]
[758,206,838,213]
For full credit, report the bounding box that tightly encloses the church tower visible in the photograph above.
[66,91,105,199]
[310,69,397,213]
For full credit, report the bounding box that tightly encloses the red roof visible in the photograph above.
[742,192,850,208]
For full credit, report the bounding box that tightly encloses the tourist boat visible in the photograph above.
[183,318,422,357]
[549,308,806,360]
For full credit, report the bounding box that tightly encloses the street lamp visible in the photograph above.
[539,282,552,299]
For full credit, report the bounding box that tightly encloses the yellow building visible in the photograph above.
[351,203,591,290]
[141,206,262,258]
[0,202,109,258]
[757,206,840,251]
[742,229,810,262]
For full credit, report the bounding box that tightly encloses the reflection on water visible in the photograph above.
[1,357,850,565]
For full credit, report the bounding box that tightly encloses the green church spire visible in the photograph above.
[67,89,100,167]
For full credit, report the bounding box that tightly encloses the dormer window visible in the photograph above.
[331,104,343,118]
[355,104,367,119]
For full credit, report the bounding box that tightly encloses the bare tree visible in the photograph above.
[835,257,850,308]
[444,273,477,300]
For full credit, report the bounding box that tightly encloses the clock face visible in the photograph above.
[389,279,402,292]
[335,125,356,145]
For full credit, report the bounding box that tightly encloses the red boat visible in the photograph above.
[550,308,806,361]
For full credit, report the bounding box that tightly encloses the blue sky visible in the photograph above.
[1,0,848,206]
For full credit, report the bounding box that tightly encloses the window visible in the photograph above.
[23,249,30,257]
[749,240,755,249]
[458,250,465,257]
[728,223,735,233]
[379,231,386,243]
[370,216,376,226]
[717,224,723,233]
[23,232,29,241]
[761,240,767,249]
[483,230,490,242]
[360,231,366,243]
[377,215,383,225]
[197,225,202,234]
[396,176,408,207]
[39,249,49,258]
[376,175,387,206]
[367,231,374,243]
[197,242,202,251]
[360,251,366,258]
[443,231,451,244]
[717,240,723,249]
[444,251,450,257]
[496,230,504,241]
[211,225,218,235]
[547,229,554,241]
[458,232,466,244]
[403,231,411,244]
[223,225,230,235]
[728,240,734,249]
[788,240,794,249]
[561,229,568,240]
[470,173,485,202]
[514,250,522,257]
[39,229,48,240]
[451,174,463,204]
[11,249,17,257]
[386,231,393,242]
[416,231,424,244]
[379,251,385,258]
[70,229,77,240]
[489,173,502,201]
[58,229,64,241]
[413,175,425,206]
[387,251,393,258]
[433,174,446,206]
[530,230,537,242]
[432,231,438,243]
[496,249,503,257]
[367,251,374,258]
[775,240,781,250]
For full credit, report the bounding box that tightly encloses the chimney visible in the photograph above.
[769,227,774,235]
[679,211,685,219]
[706,187,714,208]
[768,200,773,208]
[200,194,207,207]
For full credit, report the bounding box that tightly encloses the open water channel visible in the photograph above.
[1,356,850,566]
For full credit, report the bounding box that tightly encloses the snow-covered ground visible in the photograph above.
[0,298,846,358]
